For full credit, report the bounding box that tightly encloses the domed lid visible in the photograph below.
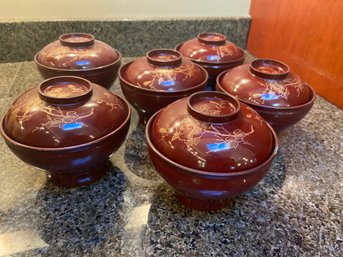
[177,32,245,64]
[218,59,312,107]
[35,33,120,70]
[122,49,208,91]
[150,91,274,172]
[2,76,129,147]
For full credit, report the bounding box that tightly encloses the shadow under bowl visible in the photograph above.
[145,111,279,211]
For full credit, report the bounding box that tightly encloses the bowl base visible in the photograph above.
[48,161,110,187]
[175,192,232,211]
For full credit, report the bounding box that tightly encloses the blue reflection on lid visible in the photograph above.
[207,142,231,152]
[75,60,90,67]
[261,93,278,101]
[207,55,220,61]
[62,122,83,131]
[160,80,176,87]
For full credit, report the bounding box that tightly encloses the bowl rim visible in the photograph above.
[0,87,131,151]
[145,107,279,178]
[216,70,317,110]
[118,60,209,94]
[175,43,246,66]
[33,49,122,72]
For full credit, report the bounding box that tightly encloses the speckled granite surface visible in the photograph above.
[0,18,249,63]
[0,59,342,257]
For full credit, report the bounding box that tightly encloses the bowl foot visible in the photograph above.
[175,192,232,211]
[48,161,110,188]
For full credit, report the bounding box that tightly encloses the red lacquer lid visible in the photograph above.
[122,49,207,91]
[177,32,245,64]
[35,33,119,70]
[218,59,312,107]
[3,76,129,147]
[150,91,274,172]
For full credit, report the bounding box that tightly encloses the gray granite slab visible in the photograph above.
[0,18,250,63]
[0,59,342,257]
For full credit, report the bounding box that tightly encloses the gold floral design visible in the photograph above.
[139,64,195,89]
[194,99,228,116]
[258,76,304,103]
[96,92,123,111]
[246,113,264,126]
[215,43,237,59]
[12,91,118,133]
[12,96,95,132]
[159,116,255,152]
[44,84,86,98]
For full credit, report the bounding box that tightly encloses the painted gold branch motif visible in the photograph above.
[159,115,255,152]
[139,64,195,89]
[44,84,86,98]
[194,99,228,116]
[246,113,264,126]
[215,43,237,59]
[96,92,123,111]
[258,76,304,103]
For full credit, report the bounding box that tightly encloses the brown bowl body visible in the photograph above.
[175,32,246,90]
[146,92,279,211]
[34,51,121,89]
[1,118,130,187]
[0,76,131,187]
[216,60,317,132]
[119,50,208,124]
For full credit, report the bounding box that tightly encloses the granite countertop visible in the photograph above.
[0,58,342,257]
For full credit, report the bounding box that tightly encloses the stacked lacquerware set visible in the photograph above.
[0,32,316,211]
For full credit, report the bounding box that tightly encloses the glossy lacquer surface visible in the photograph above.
[119,49,207,124]
[34,33,122,88]
[151,92,273,172]
[176,32,245,89]
[147,91,278,211]
[0,76,131,187]
[217,59,316,132]
[36,33,119,69]
[220,59,312,107]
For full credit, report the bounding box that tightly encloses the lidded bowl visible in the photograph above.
[146,91,278,211]
[176,32,245,89]
[119,49,208,124]
[34,33,122,88]
[217,59,316,132]
[1,76,131,187]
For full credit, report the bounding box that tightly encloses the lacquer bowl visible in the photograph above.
[0,76,131,187]
[119,49,208,124]
[34,33,122,89]
[146,91,278,211]
[176,32,245,90]
[217,59,316,132]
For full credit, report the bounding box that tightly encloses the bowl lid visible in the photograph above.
[218,59,312,107]
[2,76,129,147]
[35,33,119,70]
[150,91,274,172]
[122,49,207,91]
[177,32,245,64]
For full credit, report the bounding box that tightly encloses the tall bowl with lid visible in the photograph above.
[176,32,245,90]
[119,49,208,124]
[34,33,122,89]
[146,91,278,211]
[0,76,131,187]
[216,59,316,132]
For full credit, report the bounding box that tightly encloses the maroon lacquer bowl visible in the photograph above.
[34,33,122,89]
[216,59,316,132]
[119,49,208,124]
[0,76,131,187]
[176,32,246,89]
[146,91,279,211]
